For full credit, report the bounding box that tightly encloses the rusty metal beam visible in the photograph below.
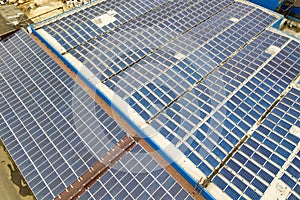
[55,135,135,200]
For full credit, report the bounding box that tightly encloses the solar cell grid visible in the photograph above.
[0,29,199,200]
[190,36,298,173]
[288,193,299,200]
[212,88,300,200]
[0,30,127,199]
[70,0,234,82]
[42,0,169,50]
[2,0,298,199]
[78,144,194,200]
[104,3,277,122]
[151,30,299,180]
[165,6,274,57]
[150,30,289,161]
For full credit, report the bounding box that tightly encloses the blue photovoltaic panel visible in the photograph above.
[187,36,299,175]
[104,3,277,121]
[2,0,299,199]
[70,0,234,82]
[105,50,193,121]
[282,150,300,199]
[78,144,194,200]
[164,2,255,56]
[41,0,169,50]
[212,88,300,200]
[150,30,292,176]
[162,5,276,67]
[0,30,126,199]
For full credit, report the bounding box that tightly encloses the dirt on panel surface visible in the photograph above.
[1,0,79,22]
[0,143,35,200]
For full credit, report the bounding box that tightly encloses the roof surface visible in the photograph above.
[1,0,300,199]
[0,5,31,39]
[0,29,195,200]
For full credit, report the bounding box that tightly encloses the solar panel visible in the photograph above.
[68,0,234,82]
[38,0,169,50]
[32,0,292,192]
[0,29,196,200]
[78,144,194,200]
[0,30,128,199]
[211,88,300,200]
[149,30,297,177]
[14,0,299,199]
[281,151,300,199]
[104,3,278,121]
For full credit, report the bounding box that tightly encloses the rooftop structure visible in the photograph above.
[0,5,31,39]
[0,29,198,200]
[1,0,299,199]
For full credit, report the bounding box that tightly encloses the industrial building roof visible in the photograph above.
[0,29,195,200]
[1,0,299,199]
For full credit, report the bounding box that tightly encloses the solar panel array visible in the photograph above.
[67,0,234,81]
[3,0,299,199]
[39,0,170,50]
[104,2,277,121]
[283,150,300,200]
[79,144,194,200]
[150,30,296,177]
[33,0,300,199]
[0,30,193,200]
[212,88,300,200]
[0,30,125,199]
